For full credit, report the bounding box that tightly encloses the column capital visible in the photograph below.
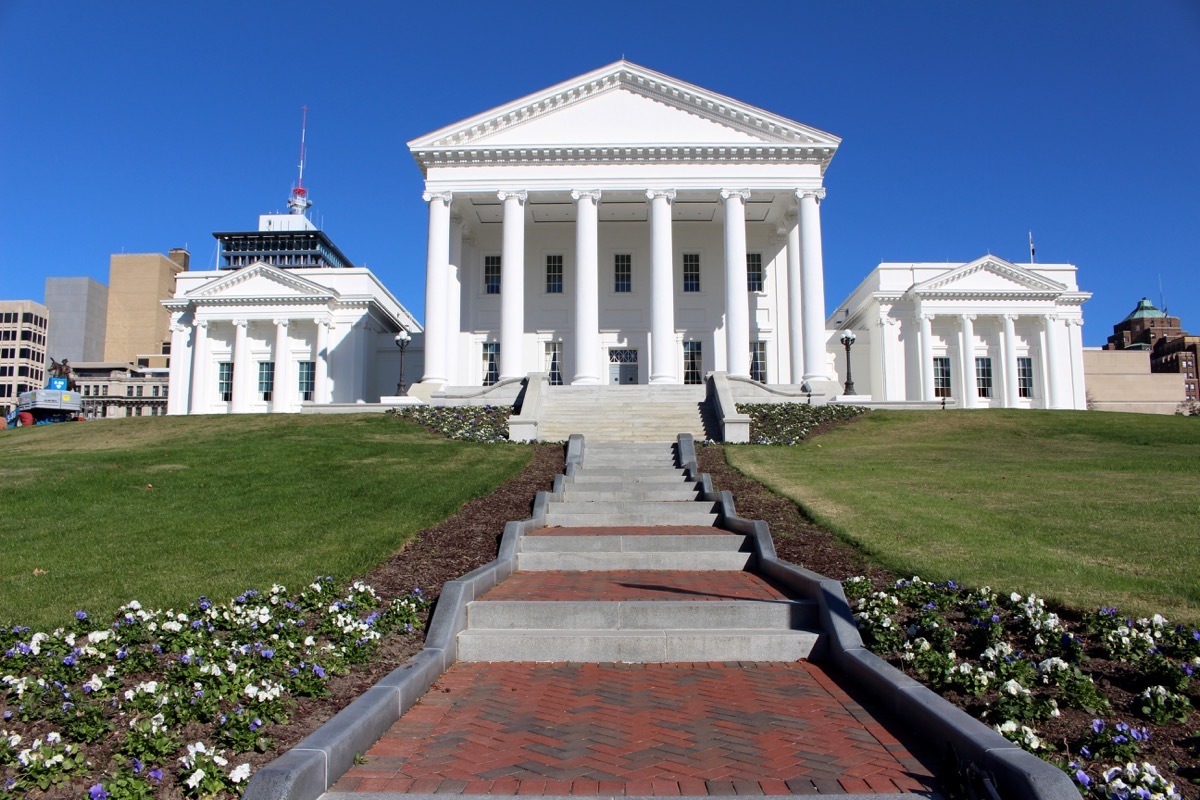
[273,318,291,328]
[312,317,333,328]
[645,189,676,204]
[192,319,208,330]
[570,189,602,203]
[1066,317,1084,327]
[918,312,936,322]
[170,323,188,334]
[960,313,977,322]
[497,190,528,204]
[1002,313,1019,322]
[422,190,453,206]
[796,187,827,202]
[232,319,248,329]
[719,189,751,203]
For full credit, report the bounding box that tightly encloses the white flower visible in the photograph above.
[185,768,205,788]
[230,763,251,783]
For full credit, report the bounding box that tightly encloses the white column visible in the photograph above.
[960,314,976,409]
[167,317,190,415]
[1002,313,1019,407]
[498,190,527,380]
[647,189,678,384]
[785,213,804,384]
[447,215,464,384]
[1066,318,1086,409]
[188,320,209,414]
[1043,314,1065,409]
[271,319,290,413]
[230,320,250,413]
[314,318,330,405]
[571,189,602,384]
[721,189,751,379]
[421,191,452,386]
[869,315,888,401]
[918,313,935,401]
[797,189,828,381]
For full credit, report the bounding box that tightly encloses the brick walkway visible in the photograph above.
[332,661,939,796]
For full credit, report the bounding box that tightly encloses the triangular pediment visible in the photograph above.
[186,262,338,302]
[409,61,840,171]
[911,256,1068,297]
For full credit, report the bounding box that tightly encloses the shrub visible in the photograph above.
[735,403,868,445]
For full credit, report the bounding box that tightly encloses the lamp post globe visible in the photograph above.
[839,329,857,396]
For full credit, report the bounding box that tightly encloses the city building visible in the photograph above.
[72,362,170,419]
[104,248,189,368]
[1103,298,1197,403]
[164,188,420,415]
[1082,349,1185,415]
[44,277,108,363]
[0,300,50,416]
[830,256,1091,409]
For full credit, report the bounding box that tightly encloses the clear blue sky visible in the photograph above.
[2,1,1197,347]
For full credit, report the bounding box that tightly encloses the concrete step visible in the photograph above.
[564,477,693,491]
[561,487,699,501]
[466,599,818,631]
[456,628,821,662]
[570,466,688,478]
[521,533,744,553]
[544,509,721,527]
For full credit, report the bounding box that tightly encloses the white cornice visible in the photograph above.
[910,256,1069,297]
[409,61,840,173]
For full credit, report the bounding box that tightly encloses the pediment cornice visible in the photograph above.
[168,262,340,307]
[409,61,840,172]
[908,256,1068,300]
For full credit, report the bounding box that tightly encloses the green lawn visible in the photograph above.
[0,414,531,629]
[726,410,1200,625]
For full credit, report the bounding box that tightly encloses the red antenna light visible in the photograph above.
[294,105,308,198]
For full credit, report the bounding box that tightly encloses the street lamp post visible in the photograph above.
[394,329,411,394]
[839,329,857,396]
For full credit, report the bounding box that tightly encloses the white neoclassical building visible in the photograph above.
[830,256,1091,409]
[408,60,840,396]
[164,205,420,415]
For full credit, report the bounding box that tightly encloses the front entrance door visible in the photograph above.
[608,349,638,384]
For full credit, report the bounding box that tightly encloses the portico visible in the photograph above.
[408,61,842,395]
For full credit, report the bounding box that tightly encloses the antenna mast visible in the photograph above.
[288,105,312,215]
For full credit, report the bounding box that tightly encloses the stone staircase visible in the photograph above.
[536,385,713,442]
[456,442,822,662]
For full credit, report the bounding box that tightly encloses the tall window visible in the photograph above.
[750,341,768,383]
[482,343,499,386]
[484,255,501,295]
[545,342,563,385]
[218,362,233,402]
[297,361,315,402]
[933,357,952,398]
[258,361,275,401]
[614,254,632,293]
[747,253,764,292]
[682,253,701,293]
[683,341,703,385]
[975,357,993,399]
[545,255,563,294]
[1017,357,1034,399]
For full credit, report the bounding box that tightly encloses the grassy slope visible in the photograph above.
[0,414,530,629]
[726,410,1200,624]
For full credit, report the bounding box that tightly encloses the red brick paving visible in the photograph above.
[479,571,797,602]
[331,662,939,795]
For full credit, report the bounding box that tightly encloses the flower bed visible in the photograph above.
[386,405,512,443]
[0,581,429,799]
[735,403,868,445]
[843,575,1200,799]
